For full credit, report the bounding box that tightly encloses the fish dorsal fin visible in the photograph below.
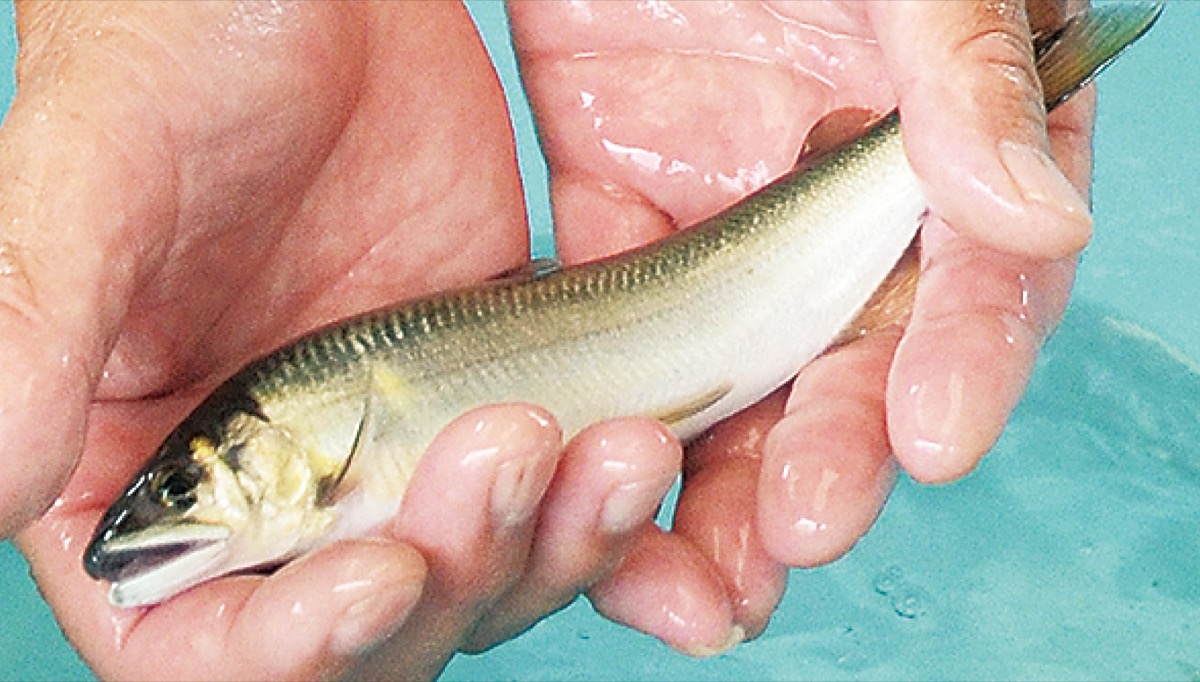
[652,384,732,429]
[491,257,562,285]
[798,107,884,167]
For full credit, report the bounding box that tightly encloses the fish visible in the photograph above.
[84,3,1163,608]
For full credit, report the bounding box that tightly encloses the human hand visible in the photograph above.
[3,0,1101,675]
[5,2,684,679]
[507,0,1094,647]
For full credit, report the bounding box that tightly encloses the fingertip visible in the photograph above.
[674,454,786,638]
[672,398,789,637]
[0,338,94,537]
[460,418,681,652]
[391,402,564,630]
[569,417,680,536]
[757,401,895,567]
[870,0,1093,261]
[889,437,977,487]
[901,105,1092,261]
[398,403,563,541]
[754,332,898,568]
[321,542,427,659]
[886,314,1037,484]
[228,539,426,679]
[994,138,1093,256]
[589,529,737,658]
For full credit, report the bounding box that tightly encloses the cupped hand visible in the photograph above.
[6,2,684,679]
[507,0,1094,647]
[3,0,1101,677]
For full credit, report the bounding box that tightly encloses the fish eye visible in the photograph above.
[150,465,201,510]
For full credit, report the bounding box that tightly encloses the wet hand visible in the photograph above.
[508,0,1093,644]
[3,0,1099,675]
[3,2,655,679]
[0,1,529,538]
[23,398,681,680]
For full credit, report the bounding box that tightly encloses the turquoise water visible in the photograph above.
[3,2,1198,680]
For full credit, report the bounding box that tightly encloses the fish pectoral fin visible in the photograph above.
[316,393,374,506]
[317,366,401,506]
[651,384,732,429]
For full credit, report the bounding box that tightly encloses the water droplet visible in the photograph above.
[889,584,932,620]
[872,565,904,595]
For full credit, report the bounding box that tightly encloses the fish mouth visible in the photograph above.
[84,523,232,608]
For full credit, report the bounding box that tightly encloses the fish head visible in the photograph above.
[84,399,337,608]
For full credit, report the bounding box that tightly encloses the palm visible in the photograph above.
[88,3,527,399]
[510,1,892,262]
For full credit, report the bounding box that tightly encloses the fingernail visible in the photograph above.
[912,366,966,453]
[679,625,746,658]
[446,406,560,528]
[998,140,1092,228]
[599,475,674,535]
[898,309,1041,484]
[491,452,555,527]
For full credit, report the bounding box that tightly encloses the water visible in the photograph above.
[3,2,1198,680]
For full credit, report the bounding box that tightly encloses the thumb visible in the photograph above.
[0,22,173,536]
[868,0,1092,260]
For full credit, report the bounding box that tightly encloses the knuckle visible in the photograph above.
[956,24,1041,101]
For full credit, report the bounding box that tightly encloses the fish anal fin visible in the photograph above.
[652,384,732,429]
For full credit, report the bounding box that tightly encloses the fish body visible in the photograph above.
[84,4,1162,608]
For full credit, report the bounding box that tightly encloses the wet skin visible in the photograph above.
[3,1,1094,679]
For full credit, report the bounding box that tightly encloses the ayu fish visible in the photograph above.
[84,4,1162,608]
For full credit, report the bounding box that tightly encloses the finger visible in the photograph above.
[348,404,563,680]
[757,329,901,565]
[887,218,1077,483]
[18,500,426,681]
[0,11,175,534]
[673,393,789,639]
[463,417,681,651]
[868,0,1092,260]
[588,526,741,658]
[886,75,1094,483]
[123,541,427,681]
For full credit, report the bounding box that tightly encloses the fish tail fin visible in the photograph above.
[1037,3,1164,111]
